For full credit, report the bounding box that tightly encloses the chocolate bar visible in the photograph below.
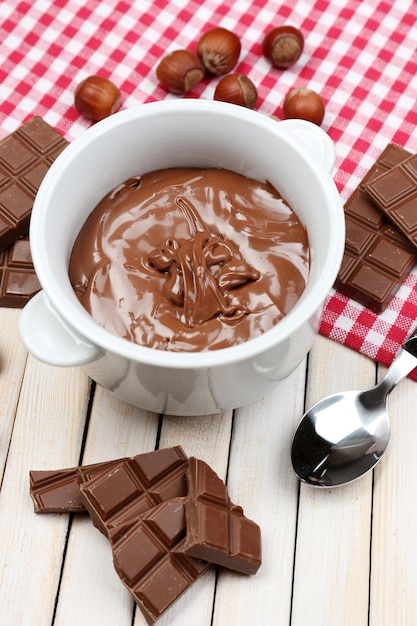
[334,144,417,313]
[0,116,68,252]
[182,457,262,575]
[364,152,417,248]
[111,498,210,625]
[79,447,188,538]
[30,458,128,513]
[30,448,262,623]
[0,236,41,307]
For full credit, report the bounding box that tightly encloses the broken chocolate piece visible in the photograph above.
[30,458,128,513]
[334,144,417,313]
[79,446,188,537]
[30,449,263,623]
[0,236,41,307]
[182,457,261,575]
[364,152,417,249]
[0,117,68,252]
[111,497,210,625]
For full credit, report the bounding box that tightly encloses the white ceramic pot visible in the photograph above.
[19,100,344,416]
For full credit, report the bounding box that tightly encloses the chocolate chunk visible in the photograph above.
[364,152,417,248]
[0,236,41,307]
[79,447,188,537]
[182,457,262,575]
[30,458,128,513]
[0,117,68,252]
[334,144,417,313]
[111,498,210,625]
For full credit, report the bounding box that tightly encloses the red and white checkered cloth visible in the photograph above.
[1,0,417,371]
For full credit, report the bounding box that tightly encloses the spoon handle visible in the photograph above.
[377,325,417,397]
[403,325,417,358]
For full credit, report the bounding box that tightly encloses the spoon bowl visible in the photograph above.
[291,327,417,487]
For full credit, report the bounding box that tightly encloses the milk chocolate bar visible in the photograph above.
[30,458,128,513]
[111,498,210,625]
[364,152,417,248]
[0,116,68,251]
[0,236,41,307]
[31,448,263,622]
[80,446,188,538]
[182,457,262,575]
[334,144,417,313]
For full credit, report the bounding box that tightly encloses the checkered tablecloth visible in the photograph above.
[2,0,417,372]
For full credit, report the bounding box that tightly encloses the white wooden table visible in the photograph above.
[1,306,417,626]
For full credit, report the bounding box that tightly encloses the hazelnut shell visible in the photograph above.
[262,25,304,69]
[283,87,325,125]
[74,75,121,122]
[156,50,205,94]
[213,73,258,109]
[197,27,241,76]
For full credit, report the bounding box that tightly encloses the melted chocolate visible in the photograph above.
[69,168,309,351]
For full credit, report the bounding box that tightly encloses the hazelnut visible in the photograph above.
[283,87,325,125]
[197,27,241,76]
[213,73,258,109]
[74,75,121,122]
[262,25,304,69]
[156,50,205,94]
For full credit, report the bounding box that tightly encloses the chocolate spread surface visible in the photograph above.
[69,167,309,351]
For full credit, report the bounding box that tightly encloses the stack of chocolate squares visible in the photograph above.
[334,143,417,313]
[0,117,68,307]
[30,446,262,624]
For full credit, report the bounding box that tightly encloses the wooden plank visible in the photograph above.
[0,309,29,477]
[52,385,161,626]
[0,355,91,626]
[291,336,375,626]
[159,411,234,476]
[369,370,417,625]
[212,360,307,625]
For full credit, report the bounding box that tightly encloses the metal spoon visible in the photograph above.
[291,327,417,487]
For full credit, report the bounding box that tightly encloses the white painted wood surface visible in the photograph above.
[1,313,417,626]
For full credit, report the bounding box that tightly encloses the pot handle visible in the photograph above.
[19,290,102,367]
[279,118,336,173]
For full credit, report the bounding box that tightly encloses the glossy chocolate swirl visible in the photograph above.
[69,168,310,352]
[147,196,261,327]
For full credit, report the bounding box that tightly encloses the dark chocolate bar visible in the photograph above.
[0,116,68,252]
[80,447,188,538]
[30,458,128,513]
[0,236,41,307]
[364,152,417,248]
[334,144,417,313]
[111,498,210,625]
[182,457,262,575]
